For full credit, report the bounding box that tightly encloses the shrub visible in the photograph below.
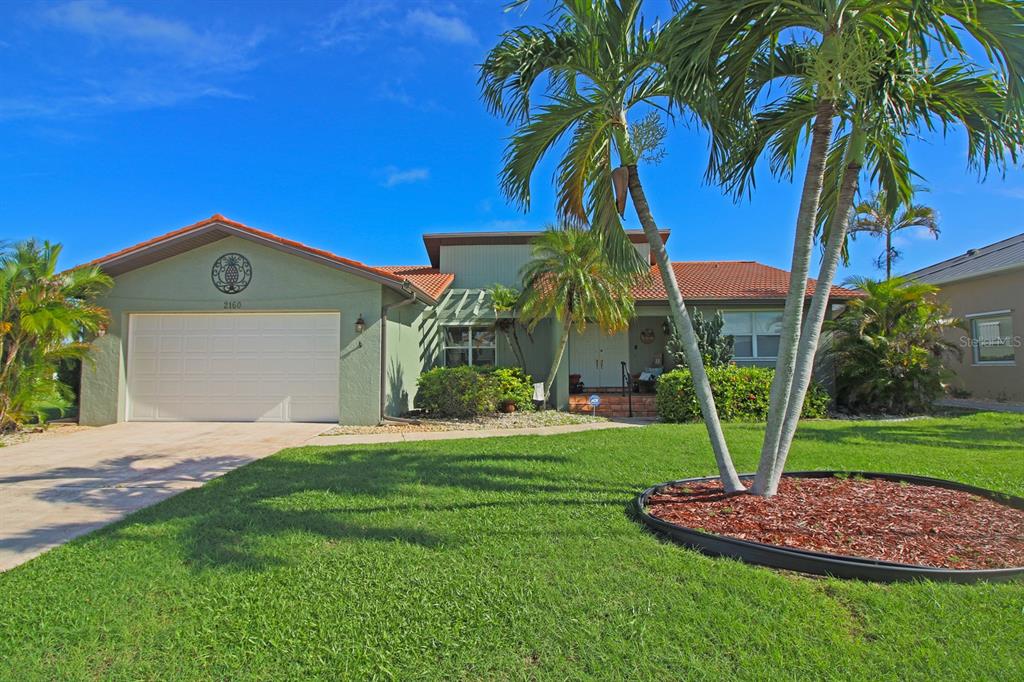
[416,366,499,418]
[488,367,535,411]
[415,366,536,417]
[825,277,960,414]
[655,365,830,422]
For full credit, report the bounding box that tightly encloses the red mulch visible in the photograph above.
[647,477,1024,570]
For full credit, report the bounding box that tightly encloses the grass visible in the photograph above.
[1,413,1023,680]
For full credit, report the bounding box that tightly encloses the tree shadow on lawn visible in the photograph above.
[102,446,631,572]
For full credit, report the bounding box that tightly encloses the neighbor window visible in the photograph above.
[721,310,783,360]
[444,325,497,367]
[971,313,1015,364]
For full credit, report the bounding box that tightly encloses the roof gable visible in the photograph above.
[82,215,442,303]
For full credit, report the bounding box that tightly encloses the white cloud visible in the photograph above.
[314,3,476,50]
[42,1,264,71]
[383,167,430,188]
[405,9,477,45]
[5,1,263,120]
[315,1,394,49]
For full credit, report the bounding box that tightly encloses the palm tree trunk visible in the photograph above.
[510,322,528,369]
[626,164,744,493]
[751,99,836,496]
[545,314,572,403]
[885,229,892,280]
[760,128,866,496]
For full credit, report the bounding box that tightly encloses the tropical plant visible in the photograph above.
[479,0,745,491]
[0,240,112,432]
[849,189,939,279]
[667,0,1024,496]
[488,283,528,368]
[826,277,961,414]
[488,366,536,411]
[517,227,634,402]
[665,310,734,368]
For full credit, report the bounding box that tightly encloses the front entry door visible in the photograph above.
[569,325,629,390]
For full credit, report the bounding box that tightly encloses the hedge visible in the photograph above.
[655,365,830,422]
[415,366,535,417]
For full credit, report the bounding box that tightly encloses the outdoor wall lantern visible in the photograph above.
[354,314,366,335]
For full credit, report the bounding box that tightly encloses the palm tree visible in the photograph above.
[518,227,634,403]
[850,190,939,279]
[0,240,112,432]
[667,0,1024,496]
[488,283,528,368]
[480,0,745,491]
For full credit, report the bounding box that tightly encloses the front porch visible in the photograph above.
[567,391,658,418]
[567,315,675,397]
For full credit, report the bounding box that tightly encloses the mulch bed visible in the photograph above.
[647,477,1024,569]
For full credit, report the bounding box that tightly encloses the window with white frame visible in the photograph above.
[443,325,497,367]
[721,310,784,360]
[971,313,1015,364]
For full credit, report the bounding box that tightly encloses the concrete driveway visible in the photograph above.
[0,421,325,571]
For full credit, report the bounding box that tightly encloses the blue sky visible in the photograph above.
[2,0,1022,282]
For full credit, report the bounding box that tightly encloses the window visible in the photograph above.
[444,325,497,367]
[971,313,1015,364]
[721,310,783,360]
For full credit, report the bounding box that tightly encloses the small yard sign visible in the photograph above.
[588,394,601,416]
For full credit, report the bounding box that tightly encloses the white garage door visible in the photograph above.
[127,313,340,422]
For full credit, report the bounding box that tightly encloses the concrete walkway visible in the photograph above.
[0,422,324,571]
[307,419,643,446]
[935,398,1024,414]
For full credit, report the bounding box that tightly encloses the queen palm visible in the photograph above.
[668,0,1024,495]
[480,0,745,491]
[850,190,939,279]
[517,227,634,402]
[0,240,112,431]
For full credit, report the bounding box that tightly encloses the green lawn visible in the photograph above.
[2,414,1023,680]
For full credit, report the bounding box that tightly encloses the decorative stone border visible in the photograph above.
[635,471,1024,584]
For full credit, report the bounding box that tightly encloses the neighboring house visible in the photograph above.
[77,215,860,425]
[906,232,1024,402]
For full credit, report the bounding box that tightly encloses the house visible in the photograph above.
[906,232,1023,402]
[77,215,860,425]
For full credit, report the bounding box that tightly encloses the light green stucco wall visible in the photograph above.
[384,294,434,416]
[81,236,388,426]
[439,244,534,289]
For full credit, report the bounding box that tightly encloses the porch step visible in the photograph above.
[568,394,658,418]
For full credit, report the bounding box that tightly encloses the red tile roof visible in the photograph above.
[83,214,444,302]
[377,266,456,301]
[631,261,862,301]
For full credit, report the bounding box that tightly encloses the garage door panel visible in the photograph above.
[128,313,340,423]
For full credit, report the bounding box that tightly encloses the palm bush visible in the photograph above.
[0,240,112,432]
[826,277,960,415]
[488,284,528,368]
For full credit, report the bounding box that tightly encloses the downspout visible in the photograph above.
[380,283,420,424]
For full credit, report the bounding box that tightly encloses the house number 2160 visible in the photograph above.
[223,300,242,310]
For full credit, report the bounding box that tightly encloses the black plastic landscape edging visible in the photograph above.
[634,471,1024,584]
